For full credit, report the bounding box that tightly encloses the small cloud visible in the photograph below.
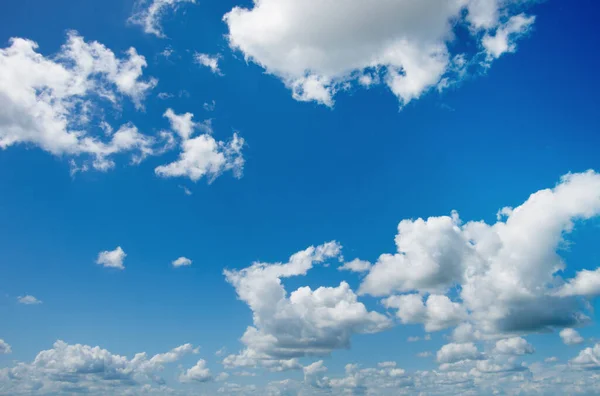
[338,258,371,273]
[179,185,193,195]
[0,339,11,354]
[18,295,42,305]
[195,53,222,75]
[215,347,227,357]
[545,357,558,363]
[417,351,432,358]
[203,100,216,111]
[96,247,126,270]
[160,46,174,59]
[172,257,192,267]
[158,92,174,100]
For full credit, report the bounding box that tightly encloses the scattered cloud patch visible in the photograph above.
[17,295,42,305]
[194,53,222,75]
[96,246,126,270]
[129,0,196,38]
[0,340,198,394]
[172,256,192,267]
[358,171,600,339]
[0,339,11,354]
[338,258,371,273]
[179,359,212,383]
[223,241,391,366]
[560,328,584,346]
[0,32,158,172]
[155,108,245,182]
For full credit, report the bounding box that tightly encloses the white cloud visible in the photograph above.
[0,340,198,394]
[417,351,432,358]
[570,343,600,369]
[408,334,431,343]
[493,337,534,355]
[215,372,229,382]
[179,359,212,383]
[129,0,196,38]
[155,108,245,183]
[556,268,600,298]
[560,328,584,346]
[338,259,371,273]
[482,14,535,60]
[223,241,391,364]
[17,295,42,305]
[96,246,126,270]
[437,343,484,364]
[172,256,192,267]
[0,339,11,354]
[545,356,558,363]
[0,32,158,172]
[358,171,600,338]
[164,108,196,140]
[224,0,537,107]
[195,53,222,75]
[383,294,466,332]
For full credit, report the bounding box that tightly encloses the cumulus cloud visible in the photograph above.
[223,241,391,366]
[0,339,11,354]
[556,268,600,298]
[96,246,126,270]
[129,0,196,37]
[358,171,600,338]
[0,32,158,172]
[179,359,212,383]
[338,259,372,273]
[172,256,192,267]
[560,328,584,346]
[224,0,537,107]
[195,53,222,75]
[155,108,245,182]
[482,14,535,60]
[383,294,466,332]
[0,340,198,394]
[437,343,484,364]
[493,337,535,355]
[17,295,42,305]
[570,343,600,369]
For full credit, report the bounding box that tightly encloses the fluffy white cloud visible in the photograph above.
[17,295,42,305]
[224,0,537,107]
[556,268,600,298]
[359,212,470,296]
[0,340,198,394]
[129,0,196,37]
[0,32,158,172]
[96,246,126,270]
[155,108,245,182]
[0,339,11,354]
[172,256,192,267]
[195,53,222,75]
[383,294,466,332]
[223,242,391,365]
[179,359,212,383]
[437,343,483,364]
[570,343,600,369]
[338,259,371,273]
[560,328,584,346]
[482,14,535,60]
[358,171,600,338]
[493,337,534,355]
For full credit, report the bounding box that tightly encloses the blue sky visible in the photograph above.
[1,0,600,395]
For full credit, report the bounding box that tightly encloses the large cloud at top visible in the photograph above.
[224,0,536,107]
